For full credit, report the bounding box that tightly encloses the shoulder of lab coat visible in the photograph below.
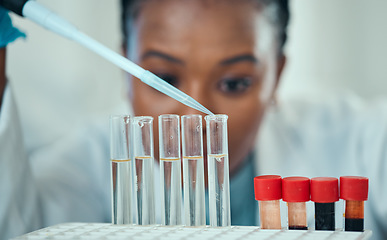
[29,115,112,226]
[0,85,112,238]
[256,92,387,239]
[0,85,41,239]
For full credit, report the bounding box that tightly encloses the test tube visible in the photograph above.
[340,176,369,232]
[159,114,182,225]
[132,116,156,225]
[254,175,282,229]
[205,114,231,227]
[110,115,133,224]
[282,177,310,230]
[310,177,339,231]
[182,115,206,226]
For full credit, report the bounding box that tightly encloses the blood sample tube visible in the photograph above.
[254,175,282,229]
[310,177,339,230]
[340,176,369,232]
[282,177,310,230]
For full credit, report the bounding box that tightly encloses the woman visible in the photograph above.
[121,0,288,226]
[1,0,386,239]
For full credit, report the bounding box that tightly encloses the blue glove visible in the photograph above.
[0,7,25,48]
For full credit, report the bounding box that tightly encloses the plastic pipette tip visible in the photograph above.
[178,96,213,115]
[197,105,213,115]
[182,99,213,115]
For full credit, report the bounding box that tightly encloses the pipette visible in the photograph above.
[1,0,213,115]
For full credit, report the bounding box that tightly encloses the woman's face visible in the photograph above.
[126,0,285,177]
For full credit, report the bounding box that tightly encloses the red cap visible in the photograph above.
[282,177,310,202]
[340,176,369,201]
[310,177,339,203]
[254,175,282,201]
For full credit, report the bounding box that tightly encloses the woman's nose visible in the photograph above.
[179,78,213,117]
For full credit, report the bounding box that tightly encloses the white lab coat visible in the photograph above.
[0,86,111,239]
[1,86,386,240]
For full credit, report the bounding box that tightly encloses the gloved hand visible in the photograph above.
[0,6,25,48]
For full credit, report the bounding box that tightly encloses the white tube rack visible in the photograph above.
[13,222,372,240]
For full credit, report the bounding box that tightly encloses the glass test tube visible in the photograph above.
[110,115,133,224]
[340,176,369,232]
[159,114,182,225]
[254,175,282,229]
[205,114,231,227]
[132,116,156,225]
[310,177,339,231]
[282,177,310,230]
[182,115,206,226]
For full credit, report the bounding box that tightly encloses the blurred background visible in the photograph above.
[6,0,387,153]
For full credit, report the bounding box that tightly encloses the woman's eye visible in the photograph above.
[218,77,252,94]
[155,73,179,88]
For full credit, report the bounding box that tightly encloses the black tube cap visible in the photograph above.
[0,0,29,16]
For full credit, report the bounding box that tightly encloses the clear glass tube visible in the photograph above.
[110,115,133,224]
[132,116,155,225]
[205,114,231,227]
[181,115,206,226]
[159,114,182,225]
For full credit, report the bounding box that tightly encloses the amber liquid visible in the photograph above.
[287,202,308,230]
[259,200,281,229]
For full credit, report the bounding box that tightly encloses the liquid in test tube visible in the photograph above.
[132,116,156,225]
[110,115,133,224]
[340,176,369,232]
[182,115,206,226]
[254,175,282,229]
[310,177,339,231]
[205,114,231,227]
[159,114,182,225]
[282,177,310,230]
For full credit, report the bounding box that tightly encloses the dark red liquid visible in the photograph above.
[289,226,308,230]
[345,218,364,232]
[315,202,335,230]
